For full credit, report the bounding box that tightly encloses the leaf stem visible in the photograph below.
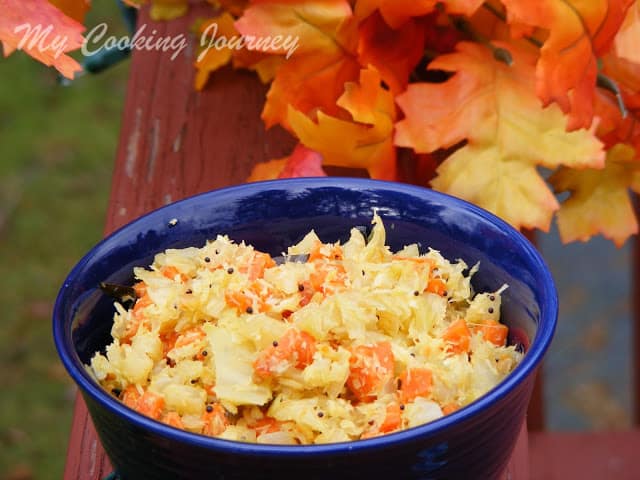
[597,73,628,118]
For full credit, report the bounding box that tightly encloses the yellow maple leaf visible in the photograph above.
[194,12,237,90]
[247,158,288,182]
[288,68,396,180]
[247,144,326,181]
[395,42,605,231]
[149,0,188,21]
[235,0,353,56]
[550,144,640,247]
[614,1,640,64]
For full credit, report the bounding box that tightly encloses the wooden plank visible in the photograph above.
[530,431,640,480]
[527,370,545,432]
[63,5,529,479]
[64,393,111,479]
[502,423,529,480]
[103,5,295,233]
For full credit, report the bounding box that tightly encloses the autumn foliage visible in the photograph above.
[2,0,640,246]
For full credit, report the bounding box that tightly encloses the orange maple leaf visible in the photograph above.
[395,42,605,231]
[593,74,640,159]
[194,12,238,90]
[0,0,84,79]
[500,0,634,130]
[602,54,640,111]
[235,0,353,56]
[354,0,483,28]
[614,1,640,64]
[235,0,359,128]
[551,144,640,247]
[247,144,326,181]
[288,68,396,180]
[195,7,285,89]
[357,12,425,94]
[355,0,438,28]
[262,53,360,128]
[48,0,91,23]
[209,0,249,17]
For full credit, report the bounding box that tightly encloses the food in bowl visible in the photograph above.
[87,213,522,444]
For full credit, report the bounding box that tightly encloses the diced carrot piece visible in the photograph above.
[249,282,275,310]
[347,342,395,402]
[225,290,253,313]
[136,390,165,420]
[360,429,381,440]
[308,261,346,295]
[161,411,184,429]
[241,252,276,281]
[379,401,402,433]
[122,385,142,409]
[399,368,433,404]
[308,241,324,262]
[161,265,189,282]
[279,328,316,368]
[202,403,228,436]
[308,241,343,262]
[309,266,328,291]
[426,278,447,296]
[160,331,179,357]
[442,402,460,415]
[394,256,434,267]
[225,282,275,314]
[132,293,153,319]
[122,294,153,342]
[442,318,471,354]
[253,349,287,378]
[361,401,403,439]
[174,327,206,349]
[122,318,141,344]
[474,320,509,347]
[298,281,315,307]
[133,281,147,297]
[251,417,282,434]
[253,328,317,377]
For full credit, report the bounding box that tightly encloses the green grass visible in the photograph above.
[0,3,129,479]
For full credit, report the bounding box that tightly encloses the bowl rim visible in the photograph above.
[53,177,557,456]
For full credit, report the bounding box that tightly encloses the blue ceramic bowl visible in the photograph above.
[54,178,557,480]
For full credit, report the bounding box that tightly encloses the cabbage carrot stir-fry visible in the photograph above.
[88,215,522,444]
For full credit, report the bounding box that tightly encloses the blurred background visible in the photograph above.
[0,2,633,479]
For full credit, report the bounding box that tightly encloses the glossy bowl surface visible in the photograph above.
[54,178,557,480]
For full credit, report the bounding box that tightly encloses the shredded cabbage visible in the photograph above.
[88,214,522,444]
